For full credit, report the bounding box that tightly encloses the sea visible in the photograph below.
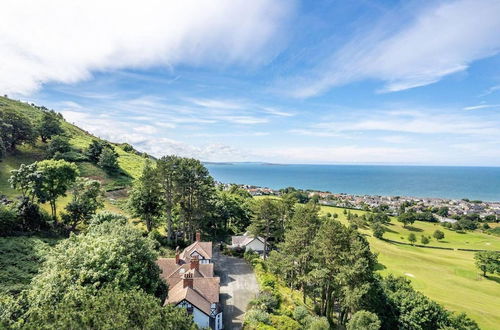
[205,163,500,202]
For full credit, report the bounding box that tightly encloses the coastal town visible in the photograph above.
[220,183,500,221]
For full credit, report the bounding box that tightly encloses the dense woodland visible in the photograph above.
[0,97,497,329]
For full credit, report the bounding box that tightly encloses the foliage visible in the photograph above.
[0,204,18,235]
[474,251,499,276]
[421,235,430,245]
[88,211,128,226]
[15,286,195,330]
[398,212,416,228]
[269,314,301,330]
[0,137,5,161]
[212,190,252,237]
[35,159,79,219]
[408,233,416,244]
[98,146,120,173]
[46,135,71,158]
[248,198,282,259]
[128,160,164,232]
[0,237,57,295]
[37,110,63,143]
[62,178,104,230]
[433,229,445,240]
[244,309,271,326]
[24,221,167,311]
[347,310,381,330]
[0,108,37,152]
[371,222,386,239]
[86,139,109,163]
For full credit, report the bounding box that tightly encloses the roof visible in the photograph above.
[180,241,212,261]
[231,235,265,246]
[166,277,220,315]
[157,258,214,280]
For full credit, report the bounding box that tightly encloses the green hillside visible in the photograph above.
[0,95,148,212]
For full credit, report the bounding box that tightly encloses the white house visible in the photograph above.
[157,232,222,330]
[231,232,266,253]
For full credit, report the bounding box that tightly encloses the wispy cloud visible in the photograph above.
[0,0,295,95]
[463,104,500,110]
[286,0,500,97]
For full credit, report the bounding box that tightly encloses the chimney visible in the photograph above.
[190,255,199,271]
[195,231,201,242]
[175,246,180,265]
[183,273,193,288]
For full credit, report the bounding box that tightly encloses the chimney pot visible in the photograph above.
[183,273,193,288]
[195,231,201,242]
[190,255,199,271]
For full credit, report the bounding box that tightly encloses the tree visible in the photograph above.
[433,229,445,241]
[421,235,430,245]
[86,140,106,163]
[474,251,499,277]
[274,203,321,301]
[398,212,416,228]
[62,178,104,230]
[38,110,63,142]
[20,286,195,330]
[128,161,164,232]
[371,222,386,239]
[347,310,381,330]
[98,147,119,173]
[211,190,252,237]
[176,158,215,241]
[36,159,79,220]
[9,163,43,203]
[46,135,71,157]
[0,109,37,151]
[408,233,416,245]
[248,198,281,259]
[157,155,182,242]
[25,221,167,310]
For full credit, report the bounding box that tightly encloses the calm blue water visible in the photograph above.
[205,163,500,202]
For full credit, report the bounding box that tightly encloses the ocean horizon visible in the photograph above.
[205,163,500,202]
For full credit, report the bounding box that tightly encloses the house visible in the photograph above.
[157,233,222,330]
[231,232,266,253]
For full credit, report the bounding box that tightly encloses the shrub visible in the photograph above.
[408,233,416,244]
[0,204,18,235]
[47,135,71,157]
[270,314,301,330]
[347,310,381,330]
[89,211,128,226]
[249,289,281,313]
[53,151,87,162]
[244,309,271,325]
[433,230,445,240]
[98,147,119,173]
[306,316,330,330]
[421,235,430,245]
[292,305,310,324]
[244,249,260,263]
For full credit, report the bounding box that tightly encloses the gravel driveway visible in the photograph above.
[214,251,259,330]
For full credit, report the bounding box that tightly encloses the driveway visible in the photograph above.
[213,251,259,330]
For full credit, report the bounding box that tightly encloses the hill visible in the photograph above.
[0,95,148,213]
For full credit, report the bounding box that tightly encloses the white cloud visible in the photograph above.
[463,104,500,110]
[288,0,500,97]
[0,0,294,95]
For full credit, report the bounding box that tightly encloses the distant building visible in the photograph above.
[231,232,266,253]
[157,233,222,330]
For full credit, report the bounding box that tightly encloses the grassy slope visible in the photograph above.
[0,96,148,213]
[320,205,500,330]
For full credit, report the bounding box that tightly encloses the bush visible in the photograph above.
[98,147,119,173]
[244,309,271,325]
[269,314,301,330]
[47,135,71,157]
[347,310,381,330]
[88,211,128,227]
[53,151,87,162]
[244,249,260,263]
[421,235,430,245]
[433,230,445,240]
[306,316,330,330]
[249,289,281,313]
[0,204,18,235]
[292,305,310,324]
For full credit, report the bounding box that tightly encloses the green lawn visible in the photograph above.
[320,205,500,330]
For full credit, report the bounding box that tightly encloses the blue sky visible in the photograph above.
[2,0,500,165]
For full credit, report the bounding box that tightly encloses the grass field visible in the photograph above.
[320,205,500,330]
